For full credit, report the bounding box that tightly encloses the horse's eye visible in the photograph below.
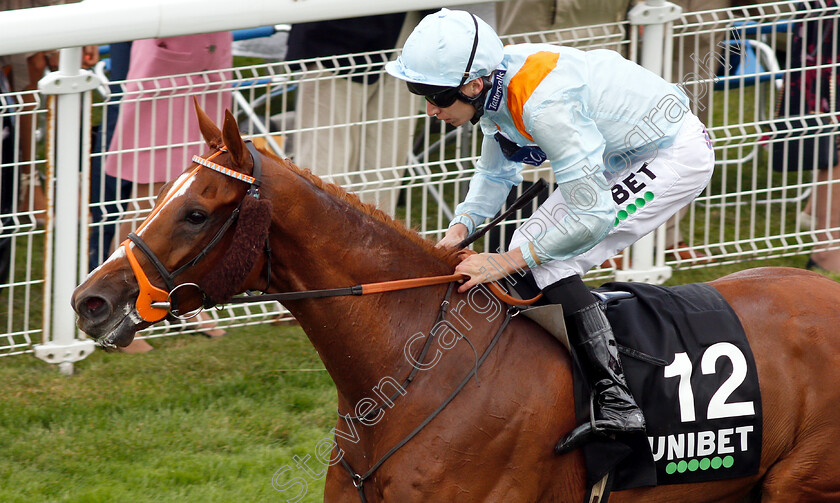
[185,210,207,225]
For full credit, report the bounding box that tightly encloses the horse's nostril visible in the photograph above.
[81,295,111,321]
[86,297,104,312]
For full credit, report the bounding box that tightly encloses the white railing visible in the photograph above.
[1,0,837,370]
[674,1,839,269]
[0,0,494,55]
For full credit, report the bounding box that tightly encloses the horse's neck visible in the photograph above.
[267,176,455,402]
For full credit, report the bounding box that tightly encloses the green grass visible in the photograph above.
[0,324,333,503]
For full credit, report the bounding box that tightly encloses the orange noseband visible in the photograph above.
[121,150,222,322]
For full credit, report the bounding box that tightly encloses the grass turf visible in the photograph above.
[0,324,332,503]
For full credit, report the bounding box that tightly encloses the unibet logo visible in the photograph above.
[649,425,753,477]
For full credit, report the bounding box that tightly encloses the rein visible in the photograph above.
[337,285,516,502]
[223,273,468,303]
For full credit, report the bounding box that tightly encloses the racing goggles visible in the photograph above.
[407,82,470,108]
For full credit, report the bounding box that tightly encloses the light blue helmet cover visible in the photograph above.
[385,8,504,87]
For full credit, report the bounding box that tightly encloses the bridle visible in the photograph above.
[122,141,265,322]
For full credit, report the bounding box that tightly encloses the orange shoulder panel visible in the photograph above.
[506,51,560,142]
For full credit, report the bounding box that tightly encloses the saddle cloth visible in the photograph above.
[574,281,763,491]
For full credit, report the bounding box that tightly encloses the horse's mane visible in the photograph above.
[260,147,462,270]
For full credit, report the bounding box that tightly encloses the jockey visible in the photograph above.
[386,9,715,454]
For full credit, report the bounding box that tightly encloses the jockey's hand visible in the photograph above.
[454,248,529,293]
[436,223,469,249]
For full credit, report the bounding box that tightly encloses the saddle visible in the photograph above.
[506,275,763,493]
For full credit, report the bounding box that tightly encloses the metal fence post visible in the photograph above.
[32,47,101,375]
[616,0,683,284]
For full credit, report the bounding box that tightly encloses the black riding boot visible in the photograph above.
[554,302,646,455]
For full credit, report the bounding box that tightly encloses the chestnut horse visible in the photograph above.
[73,105,840,502]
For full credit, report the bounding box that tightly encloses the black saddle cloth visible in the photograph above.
[574,281,763,491]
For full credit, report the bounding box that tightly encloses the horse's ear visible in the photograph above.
[194,97,223,149]
[222,109,253,172]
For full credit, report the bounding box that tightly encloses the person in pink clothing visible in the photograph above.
[105,32,232,186]
[104,32,232,352]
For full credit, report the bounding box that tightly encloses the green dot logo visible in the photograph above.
[664,456,736,476]
[614,192,656,227]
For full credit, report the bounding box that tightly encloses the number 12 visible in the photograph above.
[664,342,755,423]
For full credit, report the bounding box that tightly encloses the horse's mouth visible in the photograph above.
[99,318,139,349]
[78,306,144,350]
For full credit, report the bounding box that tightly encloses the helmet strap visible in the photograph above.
[459,14,480,87]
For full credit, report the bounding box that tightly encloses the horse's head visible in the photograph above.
[72,100,273,349]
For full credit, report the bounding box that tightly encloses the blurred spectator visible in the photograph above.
[104,33,233,352]
[779,0,840,273]
[89,41,133,273]
[0,0,97,227]
[497,0,630,41]
[286,13,419,216]
[0,71,15,289]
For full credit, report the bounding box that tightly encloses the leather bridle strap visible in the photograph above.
[126,199,242,291]
[338,305,515,502]
[127,231,178,291]
[122,142,263,322]
[123,239,171,322]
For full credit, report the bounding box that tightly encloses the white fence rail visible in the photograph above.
[1,0,837,369]
[0,0,494,55]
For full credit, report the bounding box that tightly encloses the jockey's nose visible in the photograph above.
[425,101,441,117]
